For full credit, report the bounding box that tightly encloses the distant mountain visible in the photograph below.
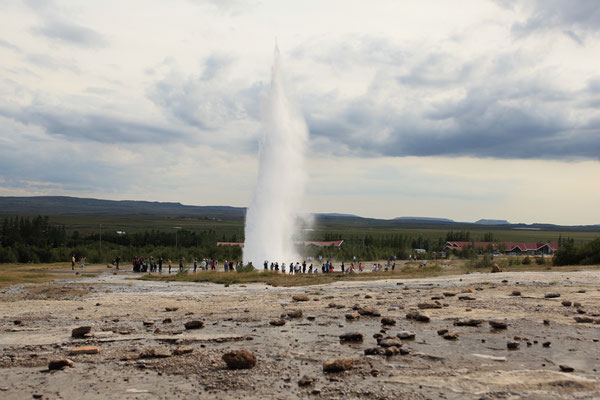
[0,196,245,219]
[317,213,359,218]
[474,219,510,225]
[394,216,455,223]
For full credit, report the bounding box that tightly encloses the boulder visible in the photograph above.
[345,313,360,320]
[292,295,310,302]
[222,350,257,369]
[507,341,520,349]
[574,316,594,323]
[489,320,508,329]
[287,310,303,319]
[378,336,402,348]
[396,331,415,340]
[406,311,430,322]
[269,319,286,326]
[380,317,396,326]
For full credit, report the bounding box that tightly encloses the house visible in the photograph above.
[444,241,558,255]
[217,240,344,248]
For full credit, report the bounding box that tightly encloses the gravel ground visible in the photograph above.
[1,268,599,399]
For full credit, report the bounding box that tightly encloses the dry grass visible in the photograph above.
[0,263,97,288]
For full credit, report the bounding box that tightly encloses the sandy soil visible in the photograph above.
[1,268,599,399]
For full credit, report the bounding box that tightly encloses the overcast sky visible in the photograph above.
[1,0,599,224]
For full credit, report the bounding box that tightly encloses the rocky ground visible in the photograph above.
[1,268,599,399]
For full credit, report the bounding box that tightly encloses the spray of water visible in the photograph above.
[243,46,309,266]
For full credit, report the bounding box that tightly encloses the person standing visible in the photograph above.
[193,258,198,273]
[80,256,85,270]
[71,255,75,271]
[168,259,172,274]
[302,261,306,274]
[115,255,120,270]
[158,257,163,274]
[179,257,184,272]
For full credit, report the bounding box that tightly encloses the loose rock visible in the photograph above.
[507,341,520,349]
[489,320,508,329]
[287,310,303,318]
[396,331,415,340]
[222,350,257,369]
[298,375,316,387]
[69,346,101,355]
[454,319,482,327]
[545,293,560,298]
[406,311,430,322]
[71,326,91,338]
[292,295,309,302]
[559,365,574,372]
[173,347,193,355]
[443,332,459,340]
[339,332,363,342]
[184,320,204,330]
[418,302,442,309]
[561,300,572,307]
[574,316,593,323]
[269,319,286,326]
[381,317,396,326]
[48,359,74,370]
[323,358,353,373]
[345,313,360,320]
[139,348,171,359]
[378,336,402,348]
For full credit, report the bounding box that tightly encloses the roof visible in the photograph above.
[444,241,558,252]
[217,240,344,248]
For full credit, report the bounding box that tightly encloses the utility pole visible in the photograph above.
[173,227,182,249]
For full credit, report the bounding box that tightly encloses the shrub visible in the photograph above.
[535,256,546,265]
[522,256,531,265]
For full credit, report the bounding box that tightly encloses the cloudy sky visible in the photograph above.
[1,0,599,224]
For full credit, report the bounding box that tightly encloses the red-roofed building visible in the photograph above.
[444,241,558,255]
[217,240,344,248]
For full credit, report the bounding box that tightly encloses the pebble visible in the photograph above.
[345,313,360,320]
[507,341,520,350]
[443,332,459,341]
[559,365,574,372]
[292,295,309,302]
[69,346,101,355]
[406,311,430,322]
[396,331,416,340]
[165,307,179,312]
[270,319,286,326]
[287,310,303,318]
[298,375,316,387]
[561,301,572,307]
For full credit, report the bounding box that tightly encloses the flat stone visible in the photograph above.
[545,293,560,298]
[139,348,171,359]
[357,307,379,316]
[443,332,459,340]
[418,302,442,309]
[69,346,101,355]
[287,310,303,319]
[396,331,415,340]
[165,307,179,312]
[489,320,508,329]
[173,346,193,355]
[574,316,593,323]
[269,319,286,326]
[454,319,482,327]
[458,296,476,301]
[406,311,430,322]
[379,336,402,348]
[380,317,396,326]
[559,365,574,372]
[292,295,310,302]
[298,375,316,387]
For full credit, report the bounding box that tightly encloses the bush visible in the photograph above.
[535,256,546,265]
[468,254,494,269]
[522,256,531,265]
[237,264,255,273]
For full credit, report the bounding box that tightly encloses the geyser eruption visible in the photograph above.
[243,46,309,266]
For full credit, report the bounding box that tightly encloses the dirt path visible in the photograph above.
[1,269,599,399]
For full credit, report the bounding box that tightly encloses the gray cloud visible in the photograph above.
[495,0,600,43]
[0,39,21,52]
[0,104,184,144]
[26,0,107,48]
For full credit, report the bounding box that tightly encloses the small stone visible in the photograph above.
[269,319,286,326]
[507,341,520,349]
[542,341,551,347]
[222,350,256,369]
[378,336,403,348]
[323,358,353,373]
[543,319,550,325]
[574,316,593,323]
[443,332,459,340]
[287,309,303,318]
[71,326,91,338]
[511,290,521,296]
[437,329,448,335]
[559,365,574,372]
[173,347,193,355]
[184,320,204,329]
[292,295,309,302]
[489,320,508,329]
[13,320,22,325]
[339,332,363,342]
[384,346,400,356]
[573,302,582,307]
[418,302,442,309]
[345,313,360,320]
[458,296,476,301]
[561,300,572,307]
[396,331,415,340]
[454,319,482,327]
[143,320,154,326]
[406,311,430,322]
[165,307,179,312]
[545,293,560,298]
[48,359,74,370]
[69,346,101,355]
[357,307,379,316]
[162,318,172,324]
[381,317,396,326]
[298,375,316,387]
[443,292,456,297]
[576,308,586,314]
[139,348,171,359]
[364,347,383,355]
